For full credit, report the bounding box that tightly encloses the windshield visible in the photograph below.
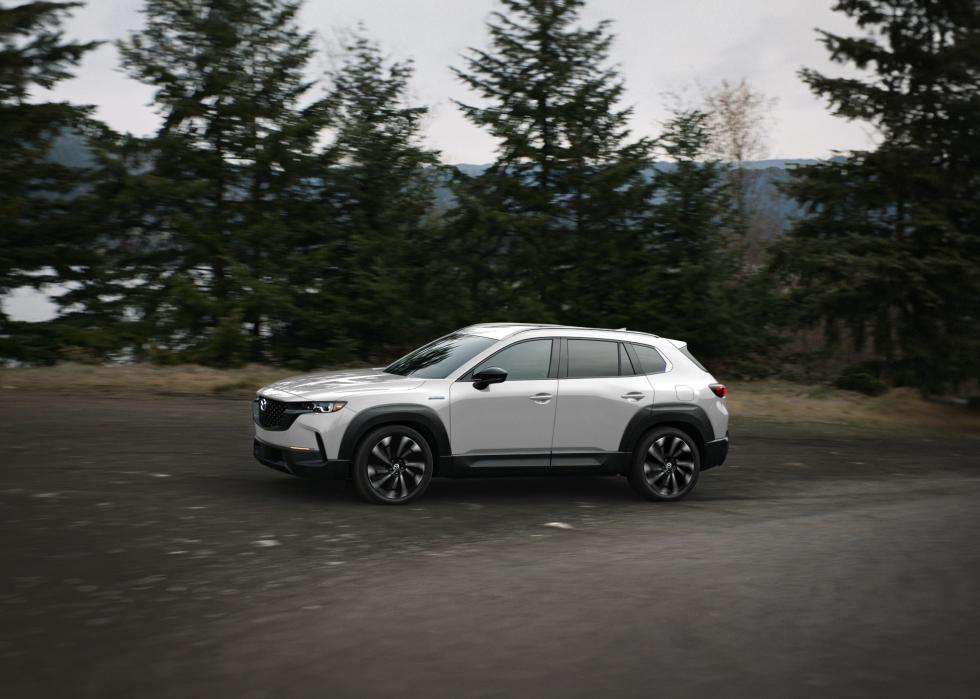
[385,333,496,378]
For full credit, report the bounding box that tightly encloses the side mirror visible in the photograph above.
[472,366,507,390]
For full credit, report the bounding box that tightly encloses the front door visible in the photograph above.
[449,338,557,468]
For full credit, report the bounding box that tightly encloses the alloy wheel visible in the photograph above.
[642,434,696,497]
[365,434,428,502]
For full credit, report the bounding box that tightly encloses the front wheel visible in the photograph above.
[352,425,434,505]
[628,427,700,501]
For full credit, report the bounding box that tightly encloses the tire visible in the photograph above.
[628,427,701,501]
[352,425,434,505]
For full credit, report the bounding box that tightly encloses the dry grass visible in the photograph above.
[0,362,300,398]
[1,364,977,435]
[729,379,980,435]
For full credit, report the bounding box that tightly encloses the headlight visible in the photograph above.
[310,401,347,413]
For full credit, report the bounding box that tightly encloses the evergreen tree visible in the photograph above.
[641,110,730,336]
[0,1,98,336]
[285,32,442,366]
[637,109,767,367]
[773,0,980,392]
[449,0,654,327]
[96,0,328,365]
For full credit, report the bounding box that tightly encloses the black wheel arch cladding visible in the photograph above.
[339,404,450,462]
[619,404,713,460]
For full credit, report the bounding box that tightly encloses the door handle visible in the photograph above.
[621,391,645,401]
[529,393,553,404]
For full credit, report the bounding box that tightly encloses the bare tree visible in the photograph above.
[701,79,779,253]
[702,78,777,166]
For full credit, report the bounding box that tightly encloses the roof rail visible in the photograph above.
[505,324,660,339]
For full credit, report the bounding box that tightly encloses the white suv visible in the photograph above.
[252,324,729,504]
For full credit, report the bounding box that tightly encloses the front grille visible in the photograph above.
[258,398,287,427]
[253,397,308,430]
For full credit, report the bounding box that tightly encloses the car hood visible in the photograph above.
[258,368,426,401]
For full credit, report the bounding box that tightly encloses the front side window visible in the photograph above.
[566,339,620,378]
[630,343,668,374]
[385,333,496,379]
[472,339,553,381]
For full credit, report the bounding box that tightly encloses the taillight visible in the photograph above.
[709,384,727,398]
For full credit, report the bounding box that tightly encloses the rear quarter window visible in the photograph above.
[630,343,668,374]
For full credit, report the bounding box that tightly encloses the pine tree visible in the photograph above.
[284,32,442,366]
[773,0,980,392]
[643,109,730,327]
[637,109,755,365]
[99,0,328,365]
[450,0,654,327]
[0,1,98,338]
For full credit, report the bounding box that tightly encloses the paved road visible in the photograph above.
[1,393,979,698]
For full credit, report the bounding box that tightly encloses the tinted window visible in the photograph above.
[473,339,552,381]
[631,343,667,374]
[567,340,619,378]
[385,333,496,378]
[620,343,636,375]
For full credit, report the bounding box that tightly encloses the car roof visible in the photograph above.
[460,323,663,343]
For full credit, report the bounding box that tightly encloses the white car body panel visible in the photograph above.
[263,367,426,400]
[552,374,653,453]
[253,323,729,467]
[449,377,557,462]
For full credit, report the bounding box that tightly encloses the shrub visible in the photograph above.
[835,366,889,396]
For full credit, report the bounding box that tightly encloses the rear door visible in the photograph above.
[551,338,653,467]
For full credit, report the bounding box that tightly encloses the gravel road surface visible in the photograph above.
[2,394,978,698]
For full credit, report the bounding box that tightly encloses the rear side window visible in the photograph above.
[630,343,667,374]
[678,346,708,372]
[567,340,620,378]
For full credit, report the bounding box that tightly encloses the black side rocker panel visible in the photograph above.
[618,403,727,471]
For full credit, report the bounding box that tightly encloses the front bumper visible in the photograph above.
[253,439,349,480]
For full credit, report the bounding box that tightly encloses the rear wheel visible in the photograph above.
[628,427,700,501]
[352,425,433,505]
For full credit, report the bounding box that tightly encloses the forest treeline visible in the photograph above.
[1,0,978,395]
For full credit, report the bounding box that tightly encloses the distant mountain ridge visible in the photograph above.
[454,158,826,175]
[438,160,810,232]
[48,131,812,231]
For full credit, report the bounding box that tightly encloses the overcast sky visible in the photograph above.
[42,0,876,164]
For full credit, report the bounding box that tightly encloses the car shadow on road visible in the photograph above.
[248,472,644,505]
[239,465,868,508]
